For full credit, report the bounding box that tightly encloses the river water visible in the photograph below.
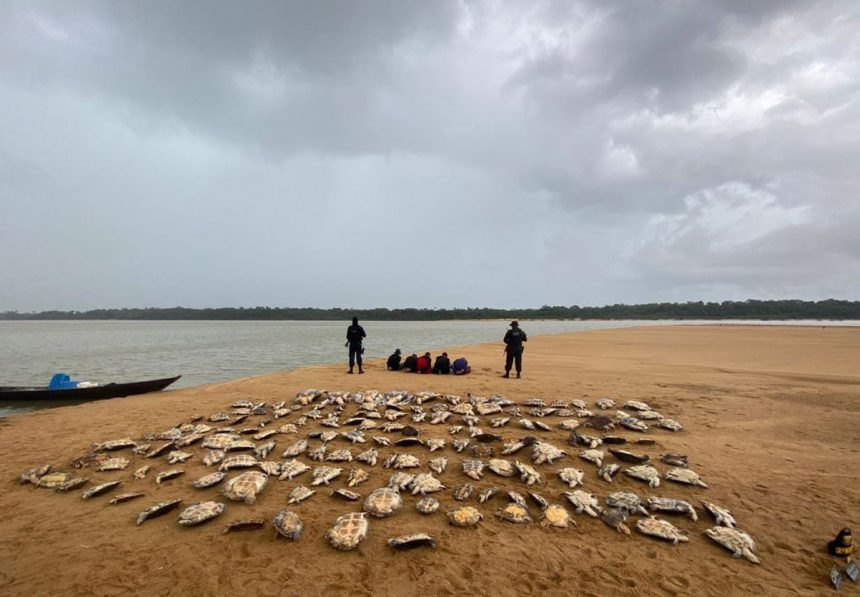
[1,319,854,416]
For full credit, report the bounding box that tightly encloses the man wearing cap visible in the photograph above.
[387,349,403,371]
[503,321,527,378]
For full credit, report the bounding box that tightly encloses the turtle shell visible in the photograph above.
[542,504,575,528]
[363,487,403,517]
[136,499,183,526]
[193,472,226,489]
[447,506,483,527]
[178,501,226,526]
[586,415,615,431]
[81,481,121,499]
[223,519,265,533]
[487,459,515,477]
[601,508,631,534]
[388,533,436,550]
[56,477,90,492]
[273,510,304,540]
[416,497,440,514]
[609,449,649,464]
[109,492,145,505]
[497,503,532,524]
[332,488,362,501]
[36,472,73,489]
[220,455,259,471]
[326,512,369,550]
[222,471,268,505]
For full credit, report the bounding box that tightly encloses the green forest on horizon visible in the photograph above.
[1,299,859,320]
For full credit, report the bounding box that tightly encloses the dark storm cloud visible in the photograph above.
[0,0,858,311]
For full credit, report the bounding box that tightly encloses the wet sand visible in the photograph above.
[0,324,858,596]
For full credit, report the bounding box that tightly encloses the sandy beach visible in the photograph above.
[1,324,858,596]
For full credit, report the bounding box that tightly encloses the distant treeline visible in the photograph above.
[2,300,859,321]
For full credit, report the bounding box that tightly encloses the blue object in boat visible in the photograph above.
[48,373,81,390]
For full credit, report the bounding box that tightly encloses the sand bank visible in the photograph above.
[1,324,858,596]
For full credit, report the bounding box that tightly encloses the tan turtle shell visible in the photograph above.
[447,506,483,527]
[497,503,532,524]
[326,512,369,551]
[222,471,268,505]
[363,487,403,517]
[178,501,226,526]
[541,504,576,529]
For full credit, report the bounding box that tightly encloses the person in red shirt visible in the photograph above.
[415,352,433,373]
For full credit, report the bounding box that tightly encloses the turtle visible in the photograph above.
[602,436,627,445]
[462,460,485,481]
[193,471,227,489]
[657,419,684,432]
[595,398,615,409]
[660,453,689,468]
[392,454,421,469]
[624,400,651,411]
[665,467,708,488]
[487,459,516,477]
[388,472,415,491]
[388,533,436,550]
[287,485,315,504]
[282,439,309,458]
[478,487,500,503]
[635,438,656,446]
[447,506,483,527]
[428,457,448,475]
[476,403,502,416]
[579,449,604,467]
[625,465,661,488]
[609,449,649,464]
[447,425,464,435]
[410,473,446,496]
[93,438,137,452]
[470,444,495,459]
[529,491,549,510]
[453,484,475,501]
[598,464,622,482]
[606,491,648,515]
[568,430,602,449]
[132,465,151,480]
[175,434,204,448]
[225,440,257,452]
[557,468,585,489]
[558,419,580,431]
[490,417,511,428]
[277,423,299,434]
[203,435,236,450]
[636,516,689,544]
[356,448,379,466]
[518,419,536,431]
[532,442,567,465]
[219,455,258,471]
[637,410,663,421]
[178,501,226,526]
[563,490,601,517]
[541,504,576,529]
[131,444,151,456]
[156,470,185,485]
[646,497,698,521]
[619,417,649,432]
[364,487,403,518]
[515,461,542,486]
[308,444,327,462]
[416,497,440,514]
[320,415,340,428]
[575,410,594,419]
[501,436,536,455]
[601,508,631,534]
[272,509,304,540]
[109,492,145,504]
[400,425,420,437]
[81,481,122,499]
[702,501,736,528]
[332,488,362,501]
[311,466,342,486]
[202,450,226,467]
[497,503,532,524]
[705,526,760,564]
[430,412,451,425]
[423,438,445,452]
[257,461,281,476]
[279,459,311,481]
[452,439,470,453]
[222,470,268,504]
[342,429,366,444]
[97,458,131,472]
[31,471,72,488]
[254,440,277,460]
[326,449,353,463]
[394,437,423,448]
[326,512,369,551]
[318,431,339,443]
[507,491,528,507]
[585,415,615,431]
[145,442,175,458]
[347,467,370,488]
[223,519,266,533]
[208,412,230,422]
[56,477,90,492]
[473,432,503,443]
[136,499,183,526]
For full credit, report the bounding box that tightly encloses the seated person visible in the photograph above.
[451,357,471,375]
[415,352,433,374]
[401,353,418,373]
[432,352,451,374]
[386,349,403,371]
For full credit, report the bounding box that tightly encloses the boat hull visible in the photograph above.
[0,375,181,401]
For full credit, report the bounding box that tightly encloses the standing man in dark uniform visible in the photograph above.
[345,316,366,374]
[503,320,527,378]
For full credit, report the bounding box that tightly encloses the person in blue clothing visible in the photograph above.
[345,316,366,374]
[451,357,470,375]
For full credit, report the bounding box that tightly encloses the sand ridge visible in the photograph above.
[1,325,858,596]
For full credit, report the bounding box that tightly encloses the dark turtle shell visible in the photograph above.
[223,519,265,533]
[401,425,420,437]
[473,433,502,443]
[602,436,627,445]
[609,449,649,464]
[136,499,183,526]
[586,415,614,431]
[394,438,424,447]
[388,533,436,550]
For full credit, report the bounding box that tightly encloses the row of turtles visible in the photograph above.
[16,389,760,563]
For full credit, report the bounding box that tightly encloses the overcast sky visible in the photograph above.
[1,1,858,311]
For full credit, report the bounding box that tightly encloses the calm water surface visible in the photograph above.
[1,319,854,416]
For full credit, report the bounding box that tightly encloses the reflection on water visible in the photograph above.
[1,319,854,416]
